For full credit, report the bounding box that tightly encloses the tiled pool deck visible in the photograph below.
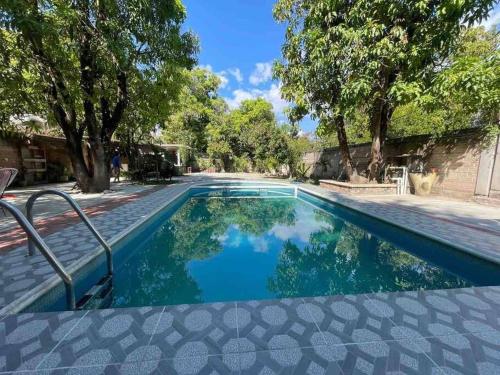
[1,177,499,374]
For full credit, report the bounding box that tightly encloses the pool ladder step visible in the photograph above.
[76,275,113,310]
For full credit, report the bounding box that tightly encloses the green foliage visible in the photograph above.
[423,27,499,134]
[162,68,227,153]
[286,133,314,176]
[294,162,311,181]
[207,98,293,173]
[391,27,499,139]
[274,0,496,177]
[310,26,499,145]
[0,0,198,191]
[0,29,47,132]
[232,154,252,172]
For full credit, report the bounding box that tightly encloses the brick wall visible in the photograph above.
[304,129,487,199]
[0,138,23,170]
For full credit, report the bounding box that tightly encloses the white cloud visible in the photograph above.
[264,83,289,115]
[227,68,244,83]
[268,205,332,243]
[479,6,500,30]
[249,62,273,85]
[249,236,269,253]
[223,83,289,118]
[217,74,229,89]
[198,65,243,88]
[224,89,256,109]
[198,64,213,72]
[198,64,229,88]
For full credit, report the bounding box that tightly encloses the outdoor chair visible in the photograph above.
[0,168,18,199]
[0,168,18,215]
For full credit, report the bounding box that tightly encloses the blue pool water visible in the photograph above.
[104,186,499,308]
[29,185,500,312]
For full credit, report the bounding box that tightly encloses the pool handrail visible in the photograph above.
[0,199,76,310]
[26,190,113,278]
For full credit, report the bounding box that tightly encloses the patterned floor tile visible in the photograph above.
[419,331,500,375]
[239,347,344,374]
[236,298,324,352]
[149,302,238,360]
[452,287,500,334]
[339,340,443,375]
[35,306,164,370]
[302,294,395,345]
[239,339,442,375]
[366,290,468,340]
[157,353,240,374]
[0,310,87,372]
[31,364,111,374]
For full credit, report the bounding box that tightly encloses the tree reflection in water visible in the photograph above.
[112,197,297,307]
[113,197,473,308]
[268,209,472,298]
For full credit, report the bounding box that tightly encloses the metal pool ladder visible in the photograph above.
[0,189,113,310]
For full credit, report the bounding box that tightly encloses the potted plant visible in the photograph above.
[409,168,438,196]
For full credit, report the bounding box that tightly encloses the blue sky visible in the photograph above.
[182,0,317,132]
[182,0,500,134]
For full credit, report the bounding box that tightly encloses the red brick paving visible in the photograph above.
[0,185,166,253]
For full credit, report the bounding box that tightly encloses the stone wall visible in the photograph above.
[304,129,491,199]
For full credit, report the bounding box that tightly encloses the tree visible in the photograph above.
[115,65,189,172]
[424,26,499,136]
[390,26,499,138]
[0,28,47,135]
[162,68,227,154]
[274,0,356,179]
[1,0,197,192]
[207,98,291,173]
[274,0,496,180]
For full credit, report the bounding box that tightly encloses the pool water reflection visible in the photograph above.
[110,194,493,308]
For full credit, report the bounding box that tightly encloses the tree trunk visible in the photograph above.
[335,116,354,181]
[367,97,384,181]
[367,67,395,181]
[88,141,111,192]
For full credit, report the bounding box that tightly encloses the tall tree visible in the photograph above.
[115,64,188,171]
[207,98,290,172]
[162,68,227,154]
[274,0,355,179]
[1,0,197,192]
[274,0,495,180]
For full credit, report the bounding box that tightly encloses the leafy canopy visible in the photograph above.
[274,0,496,137]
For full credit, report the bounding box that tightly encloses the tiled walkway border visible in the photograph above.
[0,182,194,315]
[1,285,499,373]
[0,186,165,253]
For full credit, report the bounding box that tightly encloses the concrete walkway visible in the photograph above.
[359,194,500,235]
[1,180,159,232]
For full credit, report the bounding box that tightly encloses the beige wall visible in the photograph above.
[304,129,492,199]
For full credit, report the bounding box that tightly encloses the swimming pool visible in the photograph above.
[30,183,500,311]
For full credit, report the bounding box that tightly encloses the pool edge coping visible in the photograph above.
[1,179,498,316]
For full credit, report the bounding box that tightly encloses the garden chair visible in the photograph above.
[0,168,18,199]
[0,168,18,215]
